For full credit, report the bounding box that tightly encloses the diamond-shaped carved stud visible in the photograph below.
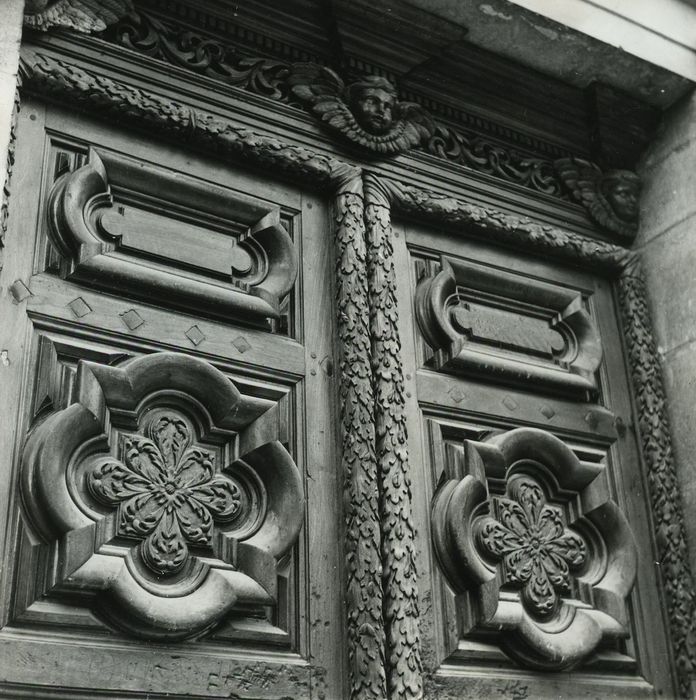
[232,336,251,353]
[185,325,206,346]
[120,309,144,330]
[448,386,467,404]
[10,279,32,303]
[502,395,519,411]
[540,405,556,420]
[68,297,92,318]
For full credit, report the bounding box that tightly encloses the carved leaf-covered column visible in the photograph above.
[332,166,387,699]
[364,173,423,699]
[618,258,696,697]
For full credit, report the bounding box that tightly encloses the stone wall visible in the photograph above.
[0,0,24,240]
[638,88,696,578]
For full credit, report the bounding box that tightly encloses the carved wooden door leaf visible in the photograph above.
[0,101,343,697]
[393,223,675,696]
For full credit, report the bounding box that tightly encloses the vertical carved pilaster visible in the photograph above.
[618,256,696,698]
[364,172,423,699]
[332,166,387,699]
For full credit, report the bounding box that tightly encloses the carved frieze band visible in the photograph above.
[19,50,345,190]
[383,178,630,270]
[24,6,643,233]
[363,174,423,698]
[21,351,303,639]
[15,45,696,694]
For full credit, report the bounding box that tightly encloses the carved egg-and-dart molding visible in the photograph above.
[47,148,298,327]
[21,351,304,640]
[431,427,637,670]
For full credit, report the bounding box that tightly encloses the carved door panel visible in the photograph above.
[0,99,344,698]
[392,219,675,697]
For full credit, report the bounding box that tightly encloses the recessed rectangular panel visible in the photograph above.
[414,253,603,399]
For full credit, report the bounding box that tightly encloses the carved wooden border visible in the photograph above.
[16,45,696,698]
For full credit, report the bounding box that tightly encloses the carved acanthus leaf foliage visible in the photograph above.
[333,171,388,699]
[363,175,423,698]
[618,263,696,696]
[555,157,641,241]
[105,12,290,100]
[24,0,133,33]
[21,352,304,640]
[426,125,565,198]
[432,427,638,670]
[289,64,434,155]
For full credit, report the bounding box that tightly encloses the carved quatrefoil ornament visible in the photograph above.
[21,352,303,640]
[432,428,638,670]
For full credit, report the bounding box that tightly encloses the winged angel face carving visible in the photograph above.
[24,0,133,32]
[289,64,434,155]
[555,157,641,241]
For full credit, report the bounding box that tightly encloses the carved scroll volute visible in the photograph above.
[432,428,638,670]
[21,352,304,640]
[415,257,603,398]
[46,148,297,324]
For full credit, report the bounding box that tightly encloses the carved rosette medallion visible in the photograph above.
[478,475,587,619]
[21,352,304,640]
[432,428,637,670]
[88,413,245,576]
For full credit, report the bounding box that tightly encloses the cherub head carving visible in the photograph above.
[289,64,434,155]
[346,75,397,135]
[555,157,641,241]
[600,171,641,224]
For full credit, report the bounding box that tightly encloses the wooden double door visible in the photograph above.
[0,96,676,699]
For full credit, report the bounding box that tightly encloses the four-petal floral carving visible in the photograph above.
[88,413,242,575]
[477,476,587,618]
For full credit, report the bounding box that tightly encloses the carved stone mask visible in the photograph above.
[348,78,397,135]
[602,173,640,223]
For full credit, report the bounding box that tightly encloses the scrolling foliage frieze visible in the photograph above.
[31,6,627,221]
